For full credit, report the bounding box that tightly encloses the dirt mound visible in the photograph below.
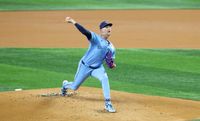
[0,87,199,121]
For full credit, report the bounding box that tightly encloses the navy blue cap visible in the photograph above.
[99,21,112,29]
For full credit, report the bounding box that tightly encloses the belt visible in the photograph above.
[81,61,100,69]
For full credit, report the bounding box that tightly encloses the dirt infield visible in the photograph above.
[0,10,200,48]
[0,10,200,121]
[0,87,200,121]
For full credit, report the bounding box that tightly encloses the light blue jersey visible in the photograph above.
[82,31,115,68]
[64,31,116,100]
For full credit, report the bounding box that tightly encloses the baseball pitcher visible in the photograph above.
[61,17,116,113]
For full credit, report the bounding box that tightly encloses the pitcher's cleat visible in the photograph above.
[61,80,70,96]
[61,88,67,96]
[105,101,116,113]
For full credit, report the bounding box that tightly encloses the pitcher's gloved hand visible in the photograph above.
[105,51,116,69]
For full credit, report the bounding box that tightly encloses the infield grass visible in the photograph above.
[0,48,200,101]
[190,119,200,121]
[0,0,200,11]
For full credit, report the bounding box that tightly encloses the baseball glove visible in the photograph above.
[105,51,116,69]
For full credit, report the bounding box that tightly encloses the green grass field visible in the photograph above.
[0,0,200,11]
[190,119,200,121]
[0,48,200,101]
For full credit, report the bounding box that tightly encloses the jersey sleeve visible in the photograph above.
[74,23,91,40]
[89,31,99,44]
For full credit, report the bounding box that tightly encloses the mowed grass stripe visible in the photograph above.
[0,0,200,11]
[0,48,199,100]
[0,63,74,91]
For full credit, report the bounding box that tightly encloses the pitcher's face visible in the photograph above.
[100,26,112,38]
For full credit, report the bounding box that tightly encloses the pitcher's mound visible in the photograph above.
[0,87,200,121]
